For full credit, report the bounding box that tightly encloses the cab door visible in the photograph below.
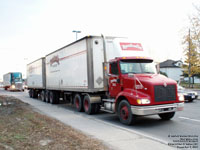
[109,62,121,97]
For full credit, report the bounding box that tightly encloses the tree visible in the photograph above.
[182,30,199,87]
[182,4,200,88]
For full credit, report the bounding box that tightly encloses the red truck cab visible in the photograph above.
[108,56,184,125]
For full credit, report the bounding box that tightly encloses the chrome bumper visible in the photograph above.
[131,103,184,116]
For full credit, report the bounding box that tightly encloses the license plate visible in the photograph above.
[192,95,195,98]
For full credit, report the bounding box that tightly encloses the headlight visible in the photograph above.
[178,93,184,102]
[137,99,150,104]
[11,85,15,89]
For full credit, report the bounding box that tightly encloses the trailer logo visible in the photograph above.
[50,55,60,67]
[120,43,143,51]
[28,66,34,74]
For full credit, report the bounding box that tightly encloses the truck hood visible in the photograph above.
[122,74,178,105]
[122,73,176,86]
[133,74,176,85]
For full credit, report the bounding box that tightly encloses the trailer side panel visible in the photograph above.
[27,58,45,89]
[46,39,89,91]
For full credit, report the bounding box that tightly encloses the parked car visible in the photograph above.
[178,85,198,102]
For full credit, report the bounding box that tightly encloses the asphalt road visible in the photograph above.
[1,89,199,150]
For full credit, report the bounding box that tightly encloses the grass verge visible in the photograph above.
[0,95,109,150]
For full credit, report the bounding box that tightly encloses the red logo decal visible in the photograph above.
[50,55,60,66]
[28,66,34,73]
[120,43,143,51]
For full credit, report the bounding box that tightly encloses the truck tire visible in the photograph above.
[83,95,95,115]
[159,112,175,120]
[74,94,83,112]
[188,99,193,102]
[41,90,46,102]
[49,91,59,104]
[118,100,136,125]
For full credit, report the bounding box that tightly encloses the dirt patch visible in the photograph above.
[0,95,109,150]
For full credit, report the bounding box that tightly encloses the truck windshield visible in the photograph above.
[11,73,22,82]
[120,59,157,74]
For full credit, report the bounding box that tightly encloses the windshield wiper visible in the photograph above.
[143,72,154,74]
[129,72,139,74]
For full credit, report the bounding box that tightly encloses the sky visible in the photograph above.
[0,0,199,81]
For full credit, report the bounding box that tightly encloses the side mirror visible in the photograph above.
[107,74,111,77]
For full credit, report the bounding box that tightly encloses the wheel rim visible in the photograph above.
[120,105,129,120]
[84,99,89,111]
[75,98,79,109]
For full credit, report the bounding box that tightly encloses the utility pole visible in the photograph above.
[72,30,81,40]
[188,29,191,88]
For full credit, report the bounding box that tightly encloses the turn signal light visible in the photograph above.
[137,99,150,104]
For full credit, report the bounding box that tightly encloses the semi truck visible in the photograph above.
[27,35,184,125]
[3,72,24,91]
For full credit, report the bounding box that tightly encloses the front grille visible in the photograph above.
[16,83,22,89]
[154,85,176,102]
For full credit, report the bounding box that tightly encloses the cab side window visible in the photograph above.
[110,62,119,75]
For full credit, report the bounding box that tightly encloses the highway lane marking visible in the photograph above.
[179,116,200,123]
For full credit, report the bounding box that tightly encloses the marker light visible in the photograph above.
[137,99,150,104]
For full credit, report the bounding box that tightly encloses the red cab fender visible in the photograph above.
[114,88,151,112]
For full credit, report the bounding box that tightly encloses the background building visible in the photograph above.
[159,59,183,82]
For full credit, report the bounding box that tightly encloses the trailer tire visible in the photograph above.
[29,89,33,98]
[74,94,83,112]
[45,91,50,103]
[118,100,136,125]
[41,90,46,102]
[32,90,37,98]
[83,95,95,115]
[49,91,59,104]
[159,112,175,120]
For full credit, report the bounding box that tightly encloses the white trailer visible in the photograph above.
[28,35,150,108]
[45,36,147,92]
[27,58,46,98]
